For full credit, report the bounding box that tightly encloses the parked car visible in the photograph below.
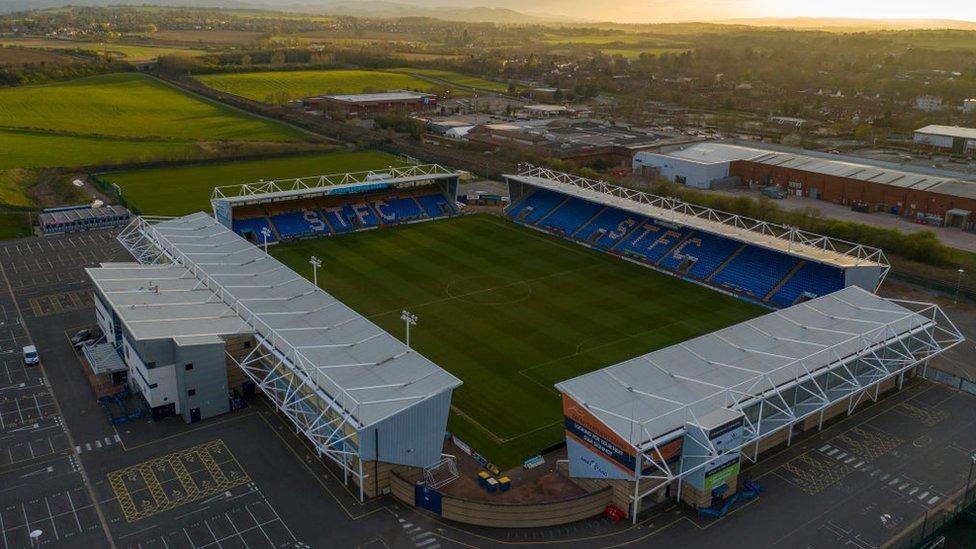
[23,345,39,366]
[71,328,95,348]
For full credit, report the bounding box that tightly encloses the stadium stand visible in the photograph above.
[271,209,330,239]
[710,245,799,299]
[575,208,645,249]
[509,188,567,223]
[416,193,454,218]
[770,260,846,307]
[507,186,851,308]
[539,197,604,235]
[230,187,457,243]
[233,217,276,243]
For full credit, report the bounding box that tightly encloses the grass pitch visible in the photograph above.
[271,215,764,468]
[101,150,405,216]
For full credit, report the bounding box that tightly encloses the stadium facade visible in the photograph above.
[87,164,964,525]
[103,211,461,500]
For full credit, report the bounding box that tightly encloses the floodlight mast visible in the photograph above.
[260,226,271,253]
[309,255,322,286]
[401,309,418,346]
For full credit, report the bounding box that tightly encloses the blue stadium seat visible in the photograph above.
[323,207,354,233]
[618,222,691,263]
[771,261,846,307]
[575,208,644,249]
[712,245,800,298]
[233,217,275,243]
[540,197,604,235]
[507,189,566,224]
[374,197,423,223]
[270,209,330,239]
[416,194,453,218]
[660,231,744,279]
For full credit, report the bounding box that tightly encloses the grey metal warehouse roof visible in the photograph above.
[746,150,976,200]
[132,212,461,428]
[555,285,931,447]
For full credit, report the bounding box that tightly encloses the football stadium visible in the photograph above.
[103,162,964,527]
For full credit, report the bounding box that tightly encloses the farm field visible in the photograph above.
[0,73,302,141]
[389,68,511,92]
[601,47,692,58]
[150,29,265,45]
[0,129,207,171]
[0,38,209,61]
[100,150,405,216]
[271,215,763,468]
[0,46,81,66]
[195,69,439,102]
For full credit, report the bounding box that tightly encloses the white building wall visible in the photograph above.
[913,132,954,148]
[123,337,179,412]
[632,152,731,189]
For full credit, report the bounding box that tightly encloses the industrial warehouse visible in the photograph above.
[634,142,976,229]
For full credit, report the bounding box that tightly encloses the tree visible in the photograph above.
[146,24,157,36]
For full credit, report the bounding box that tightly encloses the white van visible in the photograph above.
[23,345,39,366]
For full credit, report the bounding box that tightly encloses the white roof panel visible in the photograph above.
[127,213,461,428]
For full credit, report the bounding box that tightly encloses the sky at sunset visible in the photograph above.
[497,0,975,23]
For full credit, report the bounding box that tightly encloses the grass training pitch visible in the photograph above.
[195,69,440,102]
[0,73,302,142]
[271,215,764,468]
[100,150,405,216]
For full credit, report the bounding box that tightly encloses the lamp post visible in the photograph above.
[260,226,271,254]
[401,309,418,347]
[309,255,322,287]
[955,268,965,304]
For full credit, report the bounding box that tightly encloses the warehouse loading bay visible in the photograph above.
[0,228,974,549]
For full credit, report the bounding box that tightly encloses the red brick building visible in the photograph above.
[728,151,976,227]
[304,91,437,117]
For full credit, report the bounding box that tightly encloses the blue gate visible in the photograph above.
[414,483,442,515]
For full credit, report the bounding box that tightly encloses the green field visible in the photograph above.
[600,47,692,58]
[195,69,439,102]
[388,68,511,93]
[0,73,302,142]
[271,215,763,468]
[100,150,405,216]
[0,211,31,240]
[0,129,208,171]
[0,38,209,61]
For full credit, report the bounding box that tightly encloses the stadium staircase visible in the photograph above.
[706,243,748,282]
[769,260,846,307]
[263,209,282,241]
[608,219,646,252]
[763,260,807,303]
[571,206,608,239]
[535,196,573,226]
